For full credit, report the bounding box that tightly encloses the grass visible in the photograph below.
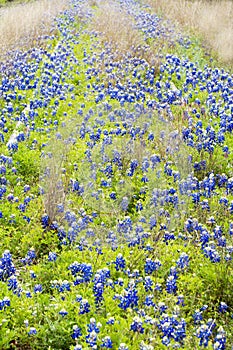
[0,0,69,60]
[146,0,233,67]
[91,1,144,58]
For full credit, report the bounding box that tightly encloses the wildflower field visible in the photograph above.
[0,0,232,349]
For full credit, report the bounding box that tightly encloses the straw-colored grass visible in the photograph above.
[91,0,166,68]
[91,1,144,58]
[0,0,69,58]
[147,0,233,64]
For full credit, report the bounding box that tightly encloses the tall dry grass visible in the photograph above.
[91,1,144,57]
[0,0,69,59]
[147,0,233,64]
[91,1,165,67]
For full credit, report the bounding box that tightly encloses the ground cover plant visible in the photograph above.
[0,0,232,349]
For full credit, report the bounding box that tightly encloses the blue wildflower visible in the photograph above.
[130,317,144,334]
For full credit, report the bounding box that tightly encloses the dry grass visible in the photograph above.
[91,1,144,58]
[92,1,143,52]
[0,0,69,59]
[147,0,233,64]
[91,0,166,67]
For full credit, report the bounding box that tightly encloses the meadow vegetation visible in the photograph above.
[0,0,69,59]
[0,0,232,349]
[146,0,233,66]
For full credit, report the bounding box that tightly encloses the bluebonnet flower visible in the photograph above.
[162,336,170,346]
[218,236,226,247]
[149,215,157,229]
[169,266,178,279]
[136,201,144,210]
[163,230,175,243]
[166,275,177,294]
[176,253,189,270]
[213,327,226,350]
[7,276,19,292]
[71,325,82,339]
[173,319,186,342]
[130,317,144,334]
[34,284,43,293]
[18,203,26,212]
[93,280,104,305]
[203,246,221,263]
[48,252,57,262]
[177,295,185,306]
[117,216,132,234]
[219,197,228,206]
[144,294,155,307]
[117,277,124,286]
[201,199,210,211]
[86,331,98,348]
[24,290,32,298]
[68,262,93,283]
[0,250,16,281]
[59,309,68,317]
[200,304,208,312]
[109,192,116,200]
[155,283,162,292]
[114,254,126,271]
[87,318,101,334]
[30,270,36,279]
[0,297,10,310]
[193,310,203,324]
[41,214,50,229]
[24,185,30,192]
[213,226,223,239]
[219,302,228,313]
[229,201,233,214]
[195,322,214,347]
[106,317,115,325]
[144,258,161,274]
[144,276,153,292]
[200,229,210,247]
[57,203,64,213]
[101,336,113,348]
[157,302,167,314]
[28,327,37,335]
[79,299,90,314]
[118,281,139,310]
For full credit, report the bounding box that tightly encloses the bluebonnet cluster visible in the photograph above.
[79,299,91,314]
[114,253,126,271]
[21,248,36,265]
[144,258,161,274]
[93,268,110,305]
[0,250,16,281]
[68,261,93,284]
[213,327,226,350]
[157,314,186,345]
[195,319,216,347]
[71,325,82,340]
[130,317,144,334]
[0,297,10,310]
[117,280,139,310]
[101,336,113,348]
[28,327,37,336]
